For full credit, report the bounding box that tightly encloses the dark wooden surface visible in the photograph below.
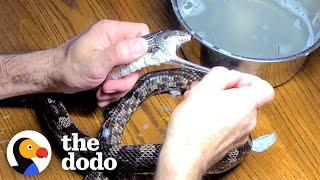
[0,0,319,179]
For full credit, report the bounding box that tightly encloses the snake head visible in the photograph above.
[157,30,191,57]
[145,30,192,57]
[107,30,192,80]
[158,30,191,47]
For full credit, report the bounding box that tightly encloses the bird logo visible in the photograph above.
[7,130,51,176]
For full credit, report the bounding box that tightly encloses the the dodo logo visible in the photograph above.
[6,130,51,176]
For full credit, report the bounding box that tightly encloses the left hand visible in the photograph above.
[57,20,149,107]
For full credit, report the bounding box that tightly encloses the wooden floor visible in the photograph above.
[0,0,319,179]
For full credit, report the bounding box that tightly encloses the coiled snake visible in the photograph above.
[36,31,252,179]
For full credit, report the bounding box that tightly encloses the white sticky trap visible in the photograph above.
[251,133,277,153]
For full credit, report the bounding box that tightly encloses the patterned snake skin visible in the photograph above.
[36,68,252,179]
[36,31,253,179]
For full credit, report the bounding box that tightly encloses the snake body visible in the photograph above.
[36,31,252,179]
[37,68,252,179]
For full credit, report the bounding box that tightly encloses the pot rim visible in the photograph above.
[171,0,320,63]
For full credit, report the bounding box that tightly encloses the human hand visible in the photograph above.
[156,67,274,179]
[57,20,149,107]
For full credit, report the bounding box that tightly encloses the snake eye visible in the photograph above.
[27,145,32,150]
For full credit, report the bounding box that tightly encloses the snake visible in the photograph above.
[35,31,253,179]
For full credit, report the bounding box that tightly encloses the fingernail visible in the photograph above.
[104,89,117,93]
[131,38,147,55]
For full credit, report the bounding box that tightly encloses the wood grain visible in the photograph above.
[0,0,319,179]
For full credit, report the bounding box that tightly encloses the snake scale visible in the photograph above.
[36,31,253,179]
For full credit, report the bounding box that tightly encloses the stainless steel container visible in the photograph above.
[172,0,320,86]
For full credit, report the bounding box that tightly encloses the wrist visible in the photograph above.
[40,46,66,93]
[156,141,207,180]
[54,41,94,94]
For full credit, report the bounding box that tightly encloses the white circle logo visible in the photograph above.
[6,130,52,176]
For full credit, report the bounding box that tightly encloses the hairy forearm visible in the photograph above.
[0,48,64,99]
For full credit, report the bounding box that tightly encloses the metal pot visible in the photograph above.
[171,0,320,86]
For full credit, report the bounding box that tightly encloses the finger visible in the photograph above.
[97,101,110,108]
[97,94,112,101]
[246,110,258,132]
[235,135,250,148]
[109,92,127,102]
[96,88,110,107]
[96,90,123,106]
[197,67,242,91]
[105,38,148,66]
[97,93,114,102]
[80,20,149,53]
[105,21,150,41]
[234,72,264,88]
[189,81,199,90]
[103,72,140,93]
[96,87,109,101]
[97,92,127,107]
[236,73,275,107]
[97,91,126,101]
[223,84,271,111]
[183,90,190,99]
[252,79,274,107]
[183,81,199,98]
[90,20,150,44]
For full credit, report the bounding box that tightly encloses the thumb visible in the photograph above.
[105,38,148,66]
[197,67,242,92]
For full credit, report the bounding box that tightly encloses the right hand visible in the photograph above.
[156,67,274,179]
